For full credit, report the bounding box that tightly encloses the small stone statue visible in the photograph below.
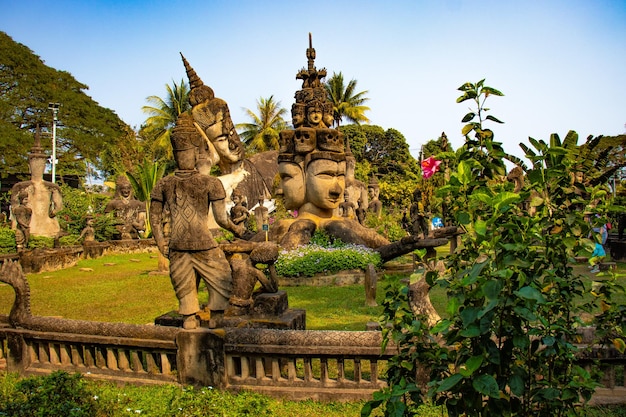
[150,113,246,330]
[229,189,249,228]
[410,188,429,239]
[13,191,32,252]
[356,199,367,225]
[79,217,96,243]
[338,190,355,218]
[367,176,382,218]
[254,198,269,231]
[105,176,145,240]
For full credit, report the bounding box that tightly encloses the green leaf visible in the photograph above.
[431,319,452,334]
[483,280,503,299]
[457,160,472,185]
[482,86,504,96]
[475,219,487,236]
[461,112,475,123]
[459,324,481,337]
[457,211,471,225]
[509,374,525,396]
[472,374,500,397]
[514,286,546,303]
[460,355,483,377]
[461,123,474,136]
[493,192,520,212]
[437,373,464,392]
[485,115,504,123]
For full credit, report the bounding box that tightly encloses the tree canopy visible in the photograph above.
[237,95,288,153]
[324,72,370,127]
[0,31,132,179]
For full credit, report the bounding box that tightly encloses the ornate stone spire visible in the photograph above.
[181,53,214,106]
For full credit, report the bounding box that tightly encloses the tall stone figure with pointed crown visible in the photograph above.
[180,53,278,227]
[11,127,63,239]
[150,113,246,330]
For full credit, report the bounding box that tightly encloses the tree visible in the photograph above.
[126,159,166,237]
[0,31,131,178]
[236,95,288,153]
[324,72,370,127]
[141,79,190,159]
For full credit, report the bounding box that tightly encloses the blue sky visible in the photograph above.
[2,0,625,161]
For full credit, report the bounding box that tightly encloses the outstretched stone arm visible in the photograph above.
[375,236,449,263]
[212,199,245,238]
[49,185,64,217]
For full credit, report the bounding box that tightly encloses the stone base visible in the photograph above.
[608,239,626,261]
[155,291,305,330]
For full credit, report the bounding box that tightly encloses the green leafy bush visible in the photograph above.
[0,371,100,417]
[275,244,382,277]
[28,235,54,249]
[0,227,16,254]
[57,184,118,241]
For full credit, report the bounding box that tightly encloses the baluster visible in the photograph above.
[370,360,379,385]
[255,356,266,380]
[320,358,329,383]
[71,345,84,367]
[106,348,118,370]
[38,342,49,364]
[130,350,145,373]
[337,358,345,382]
[304,357,314,382]
[160,352,171,375]
[354,358,362,382]
[271,358,281,382]
[60,344,71,365]
[287,358,298,382]
[49,343,60,365]
[27,341,38,364]
[95,347,106,368]
[145,352,158,374]
[118,349,130,371]
[241,356,250,380]
[84,345,96,368]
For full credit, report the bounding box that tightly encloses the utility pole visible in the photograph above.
[48,103,60,183]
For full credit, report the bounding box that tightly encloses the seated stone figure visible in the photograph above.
[367,176,383,219]
[105,176,145,240]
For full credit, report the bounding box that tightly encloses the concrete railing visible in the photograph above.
[1,320,625,404]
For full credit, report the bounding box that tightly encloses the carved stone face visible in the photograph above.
[29,156,46,181]
[305,159,346,211]
[204,110,243,165]
[368,187,379,199]
[279,161,305,210]
[119,183,132,198]
[307,107,323,126]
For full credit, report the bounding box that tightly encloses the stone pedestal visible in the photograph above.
[608,239,626,261]
[155,290,306,330]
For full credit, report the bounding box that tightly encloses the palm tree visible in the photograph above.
[325,72,371,127]
[126,158,166,238]
[237,96,288,153]
[141,79,190,158]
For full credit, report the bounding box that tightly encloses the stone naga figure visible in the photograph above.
[10,128,63,238]
[150,113,246,329]
[105,176,146,239]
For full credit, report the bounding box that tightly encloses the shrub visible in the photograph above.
[28,235,54,249]
[0,371,101,417]
[275,244,382,277]
[0,227,16,254]
[57,184,117,241]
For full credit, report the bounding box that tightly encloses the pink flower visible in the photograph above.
[421,157,441,179]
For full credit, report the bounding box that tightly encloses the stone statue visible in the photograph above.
[13,191,32,252]
[367,176,383,218]
[79,217,96,243]
[105,176,146,240]
[338,190,356,218]
[253,198,269,231]
[410,188,429,239]
[343,147,368,217]
[181,54,278,225]
[10,128,63,238]
[229,189,249,228]
[150,113,246,329]
[259,35,456,262]
[355,199,367,225]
